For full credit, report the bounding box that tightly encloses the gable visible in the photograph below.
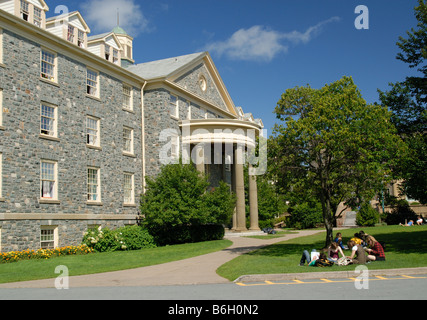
[172,62,228,112]
[167,53,238,117]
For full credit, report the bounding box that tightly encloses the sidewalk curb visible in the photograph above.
[234,267,427,283]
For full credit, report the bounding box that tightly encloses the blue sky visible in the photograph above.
[46,0,420,134]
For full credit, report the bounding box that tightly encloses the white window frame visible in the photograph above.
[67,25,75,43]
[86,116,100,147]
[104,44,111,61]
[33,7,42,27]
[40,226,58,249]
[123,173,134,205]
[0,153,3,200]
[0,28,3,65]
[20,0,30,22]
[86,68,99,98]
[170,95,178,118]
[0,89,3,128]
[122,84,133,110]
[113,49,119,64]
[40,49,57,82]
[77,30,85,48]
[40,102,57,138]
[87,167,101,203]
[123,126,134,155]
[40,160,58,201]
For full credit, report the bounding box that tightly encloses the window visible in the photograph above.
[104,44,110,61]
[123,127,133,154]
[0,153,3,200]
[67,25,75,43]
[0,89,3,127]
[113,49,119,64]
[123,173,134,204]
[0,28,3,65]
[20,0,29,21]
[122,84,132,110]
[86,69,99,97]
[41,50,56,82]
[40,226,57,249]
[34,7,42,27]
[87,167,101,202]
[40,160,57,200]
[86,116,100,147]
[170,95,178,118]
[77,30,85,48]
[40,103,57,137]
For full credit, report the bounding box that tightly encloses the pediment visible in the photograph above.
[168,53,238,117]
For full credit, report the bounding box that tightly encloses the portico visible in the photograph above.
[180,119,263,232]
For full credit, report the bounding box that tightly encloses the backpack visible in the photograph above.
[315,258,334,267]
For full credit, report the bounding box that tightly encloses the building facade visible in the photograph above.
[0,0,263,252]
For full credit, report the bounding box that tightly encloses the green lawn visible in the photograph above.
[0,239,232,284]
[217,225,427,281]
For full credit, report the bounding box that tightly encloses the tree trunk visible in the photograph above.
[320,193,334,248]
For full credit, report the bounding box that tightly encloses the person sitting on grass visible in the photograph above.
[365,235,386,261]
[334,232,347,249]
[399,219,414,226]
[327,242,345,263]
[347,240,367,264]
[299,250,333,267]
[417,216,424,225]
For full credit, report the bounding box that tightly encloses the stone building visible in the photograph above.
[0,0,263,252]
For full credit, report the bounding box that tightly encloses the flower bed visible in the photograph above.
[0,245,94,264]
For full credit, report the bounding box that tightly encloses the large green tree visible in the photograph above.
[270,76,406,247]
[378,0,427,203]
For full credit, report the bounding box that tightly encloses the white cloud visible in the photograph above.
[205,17,340,62]
[81,0,149,36]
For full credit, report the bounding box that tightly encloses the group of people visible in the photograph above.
[399,216,425,226]
[299,231,385,267]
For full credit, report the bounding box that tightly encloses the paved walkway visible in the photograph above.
[0,230,322,289]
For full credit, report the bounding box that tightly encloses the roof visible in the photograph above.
[112,26,128,36]
[126,52,206,80]
[46,11,90,33]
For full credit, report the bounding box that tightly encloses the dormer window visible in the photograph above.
[113,49,119,64]
[78,30,85,48]
[34,7,42,27]
[20,0,29,21]
[104,44,110,61]
[67,25,75,43]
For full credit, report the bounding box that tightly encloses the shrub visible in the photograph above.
[141,163,235,245]
[383,199,418,225]
[356,202,380,226]
[82,225,156,252]
[287,201,323,229]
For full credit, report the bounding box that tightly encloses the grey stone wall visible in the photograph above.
[0,29,142,251]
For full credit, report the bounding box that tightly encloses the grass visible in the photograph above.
[216,225,427,281]
[0,239,232,284]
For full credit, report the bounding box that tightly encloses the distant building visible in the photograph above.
[0,0,263,252]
